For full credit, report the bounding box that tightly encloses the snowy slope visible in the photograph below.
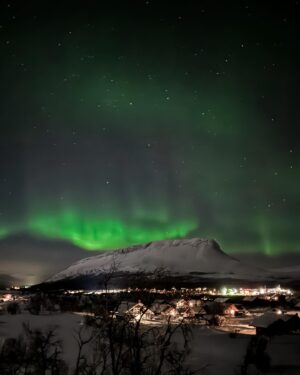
[271,265,300,280]
[48,238,266,282]
[272,265,300,273]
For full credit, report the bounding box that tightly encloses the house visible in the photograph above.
[204,302,224,315]
[151,300,170,315]
[194,305,207,316]
[117,301,154,321]
[223,304,239,317]
[175,299,191,309]
[161,306,178,320]
[251,312,285,335]
[251,312,300,336]
[117,301,136,316]
[127,302,155,321]
[235,304,250,317]
[177,298,202,307]
[242,296,268,307]
[181,307,195,319]
[175,299,198,318]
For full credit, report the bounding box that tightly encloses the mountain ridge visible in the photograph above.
[47,238,266,285]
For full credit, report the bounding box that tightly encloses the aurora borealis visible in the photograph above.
[0,0,300,278]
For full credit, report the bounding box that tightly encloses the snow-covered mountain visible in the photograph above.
[48,238,268,285]
[271,265,300,280]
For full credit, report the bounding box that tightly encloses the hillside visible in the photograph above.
[47,238,268,287]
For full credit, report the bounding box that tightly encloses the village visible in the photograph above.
[1,284,300,336]
[1,285,300,374]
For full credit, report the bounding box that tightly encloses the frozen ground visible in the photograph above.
[0,312,84,366]
[0,311,249,374]
[0,312,299,374]
[187,326,249,374]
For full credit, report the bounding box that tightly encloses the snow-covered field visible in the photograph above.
[0,312,84,366]
[1,312,300,374]
[0,311,249,374]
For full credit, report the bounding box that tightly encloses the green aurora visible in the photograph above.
[26,210,197,250]
[0,1,299,257]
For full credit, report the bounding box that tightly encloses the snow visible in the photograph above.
[1,312,299,374]
[0,312,84,366]
[48,238,266,282]
[272,265,300,273]
[0,311,248,375]
[251,312,290,328]
[187,327,249,374]
[271,265,300,280]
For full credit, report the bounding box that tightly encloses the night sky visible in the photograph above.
[0,1,299,282]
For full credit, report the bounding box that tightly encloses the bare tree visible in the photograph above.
[23,322,68,375]
[100,253,120,295]
[73,326,95,375]
[67,264,203,375]
[0,323,68,375]
[76,301,202,375]
[0,336,27,375]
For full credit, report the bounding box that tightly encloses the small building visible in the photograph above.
[223,304,239,317]
[127,302,155,321]
[235,304,250,317]
[151,301,170,315]
[117,301,136,316]
[251,312,300,336]
[161,306,178,320]
[251,312,284,335]
[117,301,154,321]
[181,306,196,319]
[194,305,207,316]
[242,296,268,307]
[204,301,224,315]
[175,299,191,309]
[177,301,195,315]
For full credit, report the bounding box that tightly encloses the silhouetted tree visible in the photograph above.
[0,323,68,375]
[0,336,27,374]
[73,301,202,375]
[242,335,271,374]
